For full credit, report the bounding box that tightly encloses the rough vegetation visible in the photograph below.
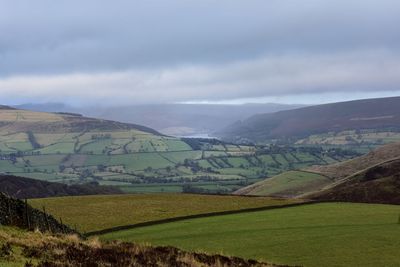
[0,227,284,267]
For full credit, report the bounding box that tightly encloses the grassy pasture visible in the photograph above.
[102,202,400,267]
[237,170,331,197]
[29,194,298,233]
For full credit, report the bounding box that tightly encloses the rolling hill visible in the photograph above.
[15,102,303,136]
[236,141,400,201]
[218,96,400,143]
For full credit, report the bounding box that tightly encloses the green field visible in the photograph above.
[29,194,298,232]
[101,202,400,267]
[236,170,332,197]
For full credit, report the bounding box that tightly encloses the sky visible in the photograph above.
[1,0,400,106]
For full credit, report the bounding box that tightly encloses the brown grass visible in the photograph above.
[0,227,285,267]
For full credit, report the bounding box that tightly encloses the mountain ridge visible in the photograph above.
[218,96,400,142]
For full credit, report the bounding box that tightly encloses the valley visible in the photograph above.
[0,107,359,194]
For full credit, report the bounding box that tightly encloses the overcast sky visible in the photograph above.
[1,0,400,106]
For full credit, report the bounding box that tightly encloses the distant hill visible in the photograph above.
[0,105,15,110]
[236,142,400,203]
[14,103,303,136]
[310,158,400,204]
[218,96,400,143]
[0,107,160,135]
[0,174,122,199]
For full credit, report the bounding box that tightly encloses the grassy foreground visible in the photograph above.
[29,194,299,232]
[102,202,400,267]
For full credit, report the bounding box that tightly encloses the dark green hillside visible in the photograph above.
[0,174,122,199]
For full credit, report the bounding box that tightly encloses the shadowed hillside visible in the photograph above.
[310,158,400,204]
[218,96,400,143]
[0,174,122,199]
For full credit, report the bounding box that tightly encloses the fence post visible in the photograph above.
[24,199,31,230]
[60,217,65,234]
[42,206,50,232]
[7,196,12,225]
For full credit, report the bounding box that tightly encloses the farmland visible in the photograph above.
[29,194,299,233]
[101,202,400,267]
[0,108,361,193]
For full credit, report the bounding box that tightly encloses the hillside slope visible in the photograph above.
[234,171,332,197]
[0,174,122,199]
[0,106,160,135]
[306,141,400,180]
[309,158,400,204]
[218,96,400,142]
[236,142,400,199]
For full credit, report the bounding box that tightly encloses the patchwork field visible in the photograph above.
[0,108,361,193]
[29,194,299,233]
[101,202,400,267]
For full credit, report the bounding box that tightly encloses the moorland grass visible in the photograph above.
[102,202,400,267]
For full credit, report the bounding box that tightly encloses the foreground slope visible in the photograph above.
[102,202,400,267]
[218,96,400,143]
[0,227,279,267]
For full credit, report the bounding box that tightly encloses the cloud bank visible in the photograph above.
[0,0,399,105]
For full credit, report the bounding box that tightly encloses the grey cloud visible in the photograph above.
[1,50,399,105]
[0,0,399,104]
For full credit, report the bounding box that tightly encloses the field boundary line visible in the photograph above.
[85,200,318,237]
